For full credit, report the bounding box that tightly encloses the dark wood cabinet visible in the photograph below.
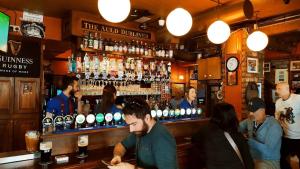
[0,120,13,152]
[0,77,40,153]
[0,77,14,119]
[14,78,40,116]
[197,57,221,80]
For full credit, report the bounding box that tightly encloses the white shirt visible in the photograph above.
[275,93,300,139]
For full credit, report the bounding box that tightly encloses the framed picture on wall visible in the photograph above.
[247,57,259,73]
[290,61,300,71]
[275,69,288,84]
[227,71,238,86]
[263,62,271,73]
[171,83,185,97]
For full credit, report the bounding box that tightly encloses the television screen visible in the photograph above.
[0,11,10,53]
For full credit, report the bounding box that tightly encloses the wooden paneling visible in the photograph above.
[197,57,221,80]
[14,78,40,115]
[0,120,13,152]
[197,59,206,80]
[0,77,14,119]
[206,57,221,80]
[12,119,39,151]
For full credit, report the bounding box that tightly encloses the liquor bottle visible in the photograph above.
[144,43,148,56]
[140,41,144,55]
[123,41,128,53]
[165,45,169,58]
[161,45,165,58]
[83,53,90,79]
[127,42,132,54]
[76,56,82,74]
[88,32,94,48]
[109,39,114,52]
[169,44,174,58]
[94,55,100,79]
[68,56,72,73]
[135,40,140,55]
[93,32,99,50]
[71,54,76,73]
[114,40,119,52]
[104,39,109,51]
[118,41,123,53]
[98,33,103,51]
[82,31,89,49]
[131,40,135,54]
[152,43,156,57]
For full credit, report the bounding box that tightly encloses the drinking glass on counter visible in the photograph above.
[25,130,40,153]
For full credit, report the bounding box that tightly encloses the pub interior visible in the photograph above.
[0,0,300,168]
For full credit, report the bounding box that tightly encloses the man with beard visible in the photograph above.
[46,76,82,117]
[108,98,178,169]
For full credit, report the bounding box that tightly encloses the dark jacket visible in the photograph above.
[188,123,254,169]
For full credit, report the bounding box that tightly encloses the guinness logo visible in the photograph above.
[8,40,22,56]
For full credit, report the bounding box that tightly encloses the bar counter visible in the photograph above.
[0,118,209,169]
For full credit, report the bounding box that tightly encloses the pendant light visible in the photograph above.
[166,8,193,36]
[98,0,131,23]
[207,0,231,44]
[247,24,269,52]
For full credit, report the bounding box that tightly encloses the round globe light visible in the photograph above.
[246,30,269,51]
[166,8,193,36]
[207,20,231,44]
[98,0,131,23]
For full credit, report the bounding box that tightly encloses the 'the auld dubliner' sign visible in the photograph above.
[81,20,151,40]
[0,39,40,77]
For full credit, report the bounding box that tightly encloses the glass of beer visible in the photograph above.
[77,135,88,158]
[25,130,40,152]
[40,141,52,164]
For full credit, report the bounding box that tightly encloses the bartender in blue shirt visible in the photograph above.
[179,86,197,109]
[99,84,122,114]
[46,76,82,117]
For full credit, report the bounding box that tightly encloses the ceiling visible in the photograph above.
[0,0,299,21]
[2,0,300,61]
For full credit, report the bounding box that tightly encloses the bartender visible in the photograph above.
[46,76,82,117]
[179,86,197,109]
[99,84,122,114]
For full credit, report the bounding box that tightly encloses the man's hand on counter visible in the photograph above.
[111,155,122,165]
[107,162,135,169]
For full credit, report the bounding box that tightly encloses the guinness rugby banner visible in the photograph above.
[0,38,40,77]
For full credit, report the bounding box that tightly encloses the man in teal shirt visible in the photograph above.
[108,98,178,169]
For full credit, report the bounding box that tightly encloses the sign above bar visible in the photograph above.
[0,38,40,77]
[81,20,151,40]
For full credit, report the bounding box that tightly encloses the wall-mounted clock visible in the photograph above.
[226,56,239,72]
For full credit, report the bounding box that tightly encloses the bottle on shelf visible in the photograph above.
[88,32,94,48]
[93,32,99,50]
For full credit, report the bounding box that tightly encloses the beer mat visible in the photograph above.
[76,154,88,159]
[101,160,113,166]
